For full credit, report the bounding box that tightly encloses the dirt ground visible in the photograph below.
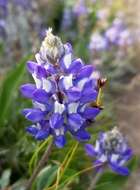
[115,74,140,190]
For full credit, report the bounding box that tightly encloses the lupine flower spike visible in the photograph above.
[85,127,133,176]
[20,28,102,148]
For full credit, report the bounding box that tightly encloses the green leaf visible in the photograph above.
[36,165,59,190]
[0,169,11,188]
[0,55,32,125]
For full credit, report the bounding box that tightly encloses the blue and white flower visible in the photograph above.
[20,28,102,148]
[85,127,133,175]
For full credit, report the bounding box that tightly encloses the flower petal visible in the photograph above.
[68,113,84,131]
[68,58,83,74]
[85,144,97,157]
[33,89,50,104]
[74,128,90,141]
[35,129,49,140]
[81,90,98,103]
[109,162,130,176]
[82,107,100,119]
[22,108,45,122]
[20,83,36,98]
[67,87,81,101]
[54,135,66,148]
[77,65,94,80]
[26,126,38,135]
[27,61,37,74]
[50,113,63,129]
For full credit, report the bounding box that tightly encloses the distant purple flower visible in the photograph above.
[20,28,102,148]
[85,127,132,176]
[13,0,31,9]
[73,0,88,17]
[117,30,133,47]
[89,33,108,52]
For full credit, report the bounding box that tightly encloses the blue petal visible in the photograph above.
[67,87,81,101]
[33,89,50,104]
[50,113,63,129]
[109,162,130,176]
[83,107,100,119]
[27,61,37,74]
[81,90,98,103]
[85,144,97,157]
[74,128,91,141]
[68,113,84,131]
[36,65,48,78]
[68,58,83,74]
[26,126,38,135]
[35,129,49,140]
[20,83,36,98]
[122,148,133,161]
[60,52,72,72]
[77,65,94,79]
[46,63,56,74]
[54,135,66,148]
[22,108,45,122]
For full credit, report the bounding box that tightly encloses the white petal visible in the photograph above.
[32,74,42,88]
[54,101,65,114]
[42,79,52,92]
[35,53,43,64]
[90,71,100,80]
[94,141,100,152]
[99,154,107,162]
[68,102,79,114]
[55,127,64,136]
[63,53,72,69]
[63,74,73,90]
[110,154,119,163]
[77,78,88,90]
[33,101,46,111]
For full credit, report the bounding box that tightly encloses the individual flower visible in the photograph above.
[73,0,88,17]
[89,33,108,52]
[85,127,133,176]
[20,28,102,148]
[117,29,133,47]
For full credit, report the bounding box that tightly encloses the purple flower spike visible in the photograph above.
[85,127,133,175]
[20,28,103,148]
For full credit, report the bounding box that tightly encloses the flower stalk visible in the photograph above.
[25,138,53,190]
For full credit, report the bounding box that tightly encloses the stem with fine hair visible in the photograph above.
[25,139,53,190]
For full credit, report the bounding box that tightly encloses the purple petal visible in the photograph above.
[26,126,38,135]
[68,58,83,74]
[36,65,48,78]
[85,144,97,157]
[22,108,45,122]
[54,135,66,148]
[68,113,84,131]
[122,148,133,161]
[27,61,37,74]
[81,90,98,103]
[35,129,49,140]
[109,162,130,176]
[20,83,36,98]
[75,128,91,141]
[77,65,94,79]
[50,113,63,129]
[33,89,50,104]
[64,43,73,54]
[67,87,81,101]
[83,107,100,119]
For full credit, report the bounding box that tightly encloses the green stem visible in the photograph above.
[25,138,53,190]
